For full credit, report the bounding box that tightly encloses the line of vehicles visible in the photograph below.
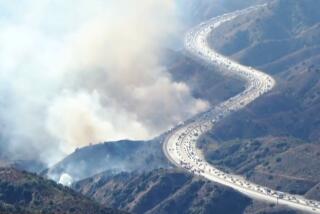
[163,4,320,214]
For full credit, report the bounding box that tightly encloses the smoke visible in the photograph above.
[58,173,73,187]
[0,0,209,165]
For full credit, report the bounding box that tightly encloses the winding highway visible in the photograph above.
[163,5,320,214]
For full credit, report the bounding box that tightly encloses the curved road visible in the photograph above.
[163,5,320,214]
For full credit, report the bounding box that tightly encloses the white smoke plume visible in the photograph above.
[0,0,209,165]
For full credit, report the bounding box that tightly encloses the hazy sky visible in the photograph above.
[0,0,209,165]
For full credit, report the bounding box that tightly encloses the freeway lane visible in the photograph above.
[163,4,320,214]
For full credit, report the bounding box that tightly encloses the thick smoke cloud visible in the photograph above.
[0,0,209,165]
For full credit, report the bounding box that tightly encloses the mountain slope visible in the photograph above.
[207,0,320,141]
[209,0,320,69]
[177,0,266,25]
[199,136,320,199]
[0,167,124,214]
[46,139,170,182]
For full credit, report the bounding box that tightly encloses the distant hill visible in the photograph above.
[73,169,299,214]
[0,167,124,214]
[209,0,320,68]
[177,0,266,25]
[0,155,45,174]
[46,139,170,182]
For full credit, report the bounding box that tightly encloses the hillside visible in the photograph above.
[46,139,170,182]
[208,0,320,141]
[177,0,266,25]
[0,167,124,214]
[0,154,45,173]
[73,169,299,214]
[199,136,320,200]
